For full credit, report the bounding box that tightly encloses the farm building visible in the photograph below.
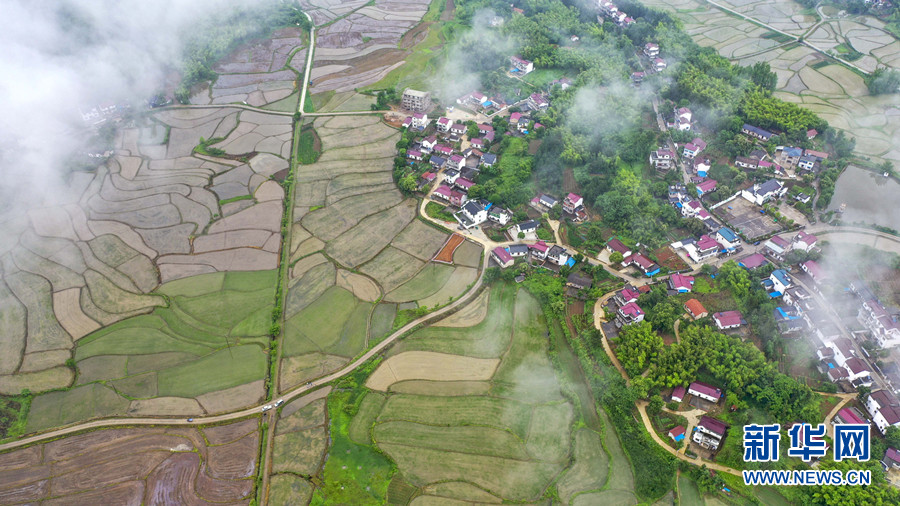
[566,273,592,290]
[712,310,744,330]
[668,273,694,293]
[606,238,632,258]
[669,426,686,442]
[529,241,549,260]
[671,385,686,403]
[688,381,722,403]
[684,299,708,320]
[692,416,727,450]
[616,302,645,326]
[491,246,514,269]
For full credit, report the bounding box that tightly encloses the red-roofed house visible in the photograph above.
[431,184,467,207]
[685,234,719,262]
[683,138,707,159]
[833,407,867,426]
[668,273,695,293]
[859,297,900,349]
[696,179,717,197]
[623,253,661,276]
[764,235,790,259]
[529,241,549,260]
[713,310,744,330]
[807,129,818,140]
[794,231,818,252]
[470,138,484,149]
[689,382,722,403]
[684,299,708,320]
[510,55,534,74]
[643,42,660,57]
[669,426,686,442]
[491,246,514,268]
[738,253,768,270]
[436,116,452,133]
[617,302,645,326]
[528,93,550,110]
[407,149,423,161]
[693,416,727,450]
[563,193,584,214]
[435,144,454,155]
[455,177,475,192]
[449,154,466,170]
[509,112,522,125]
[867,390,900,435]
[883,447,900,471]
[450,123,466,136]
[606,239,632,258]
[801,260,825,284]
[671,386,686,403]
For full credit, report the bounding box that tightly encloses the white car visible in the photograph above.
[275,399,285,407]
[261,404,273,412]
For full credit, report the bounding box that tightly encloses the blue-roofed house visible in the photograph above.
[715,227,740,250]
[764,269,792,297]
[480,152,497,167]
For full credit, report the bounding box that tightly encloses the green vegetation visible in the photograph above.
[866,67,900,95]
[194,136,227,156]
[175,1,311,102]
[218,194,253,206]
[311,360,395,505]
[424,201,455,222]
[296,126,321,164]
[0,394,31,440]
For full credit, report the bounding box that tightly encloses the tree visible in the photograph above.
[867,68,900,95]
[647,394,664,416]
[609,251,624,264]
[398,174,417,193]
[858,385,872,403]
[886,426,900,450]
[615,322,664,377]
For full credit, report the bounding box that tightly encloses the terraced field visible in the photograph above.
[0,418,259,504]
[280,114,478,392]
[316,283,617,504]
[191,26,307,109]
[643,0,900,167]
[303,0,432,93]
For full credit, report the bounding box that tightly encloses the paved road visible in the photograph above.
[297,22,316,115]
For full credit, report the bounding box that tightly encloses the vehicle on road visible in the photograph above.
[187,418,193,422]
[262,405,273,412]
[275,399,285,407]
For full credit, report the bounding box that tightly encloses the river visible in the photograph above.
[827,165,900,230]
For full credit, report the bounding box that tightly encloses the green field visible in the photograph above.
[313,284,596,502]
[26,271,275,430]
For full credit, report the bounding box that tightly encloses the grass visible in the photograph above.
[349,391,386,444]
[283,286,360,356]
[218,195,253,206]
[385,263,454,302]
[364,17,453,92]
[310,360,395,505]
[297,126,321,164]
[677,474,703,506]
[156,344,266,397]
[377,394,533,438]
[0,394,31,441]
[424,201,455,222]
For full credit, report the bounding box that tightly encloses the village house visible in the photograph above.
[643,42,660,57]
[738,253,768,270]
[615,285,640,306]
[685,299,708,319]
[480,153,497,168]
[432,184,466,207]
[858,295,900,349]
[429,155,446,169]
[764,269,792,297]
[531,193,559,211]
[693,416,727,451]
[477,123,493,136]
[696,179,717,197]
[491,246,514,268]
[673,107,692,131]
[883,448,900,472]
[454,177,475,193]
[527,93,550,110]
[833,407,868,426]
[801,260,825,284]
[562,192,584,215]
[515,219,540,237]
[550,77,573,91]
[418,171,437,190]
[650,149,675,171]
[616,301,645,326]
[470,138,484,150]
[669,426,686,443]
[455,200,490,229]
[742,124,775,142]
[797,155,817,171]
[436,116,451,133]
[763,235,790,260]
[793,231,818,252]
[547,245,572,266]
[529,241,549,260]
[866,390,900,435]
[693,158,711,178]
[668,273,695,293]
[682,138,706,159]
[401,89,431,112]
[507,244,530,258]
[435,144,454,156]
[510,55,534,74]
[410,113,428,130]
[735,156,758,170]
[623,252,660,276]
[406,149,423,161]
[713,310,744,330]
[450,123,466,136]
[671,386,686,403]
[566,273,592,291]
[807,129,818,140]
[715,227,740,251]
[606,238,632,259]
[442,167,460,185]
[682,234,720,263]
[816,337,856,370]
[448,154,466,171]
[631,71,644,85]
[741,178,787,206]
[653,57,667,72]
[421,135,437,152]
[689,382,723,403]
[488,206,513,226]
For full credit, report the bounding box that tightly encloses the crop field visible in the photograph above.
[0,103,297,414]
[304,0,432,93]
[0,418,258,504]
[313,283,617,503]
[280,114,461,392]
[642,0,900,167]
[270,392,329,498]
[24,270,273,431]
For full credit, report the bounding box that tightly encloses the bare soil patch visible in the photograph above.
[366,351,500,391]
[434,234,464,263]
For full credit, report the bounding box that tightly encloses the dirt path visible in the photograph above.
[823,393,856,438]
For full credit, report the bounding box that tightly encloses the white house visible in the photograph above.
[688,382,722,403]
[715,227,740,250]
[866,390,900,435]
[763,235,790,260]
[436,116,451,133]
[643,42,660,58]
[713,310,744,330]
[859,297,900,349]
[674,107,692,131]
[768,269,793,295]
[650,149,675,170]
[411,113,429,129]
[488,207,513,226]
[491,246,514,269]
[793,231,818,252]
[683,138,707,159]
[455,200,489,230]
[692,416,727,450]
[563,192,584,214]
[617,302,645,326]
[510,55,534,74]
[741,179,787,206]
[547,245,570,266]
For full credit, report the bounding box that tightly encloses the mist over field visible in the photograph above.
[0,0,258,210]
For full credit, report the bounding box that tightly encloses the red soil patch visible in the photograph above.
[434,233,465,263]
[653,246,689,271]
